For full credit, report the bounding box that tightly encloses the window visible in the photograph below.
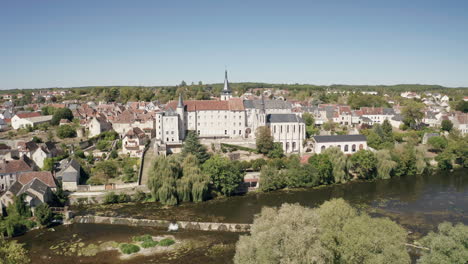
[293,125,296,133]
[352,144,356,152]
[292,142,296,150]
[286,142,289,150]
[239,122,241,126]
[337,145,341,150]
[359,144,364,150]
[233,130,236,134]
[321,146,326,151]
[225,130,227,135]
[344,145,349,152]
[166,131,169,135]
[280,126,283,133]
[166,137,169,141]
[274,125,276,133]
[171,131,174,135]
[287,125,289,133]
[197,130,200,135]
[239,130,241,135]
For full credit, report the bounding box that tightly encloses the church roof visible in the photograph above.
[267,114,304,123]
[244,100,292,110]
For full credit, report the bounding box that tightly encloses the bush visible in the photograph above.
[103,192,119,204]
[132,234,153,242]
[119,243,140,254]
[133,191,149,202]
[158,238,175,247]
[57,125,76,139]
[141,240,158,248]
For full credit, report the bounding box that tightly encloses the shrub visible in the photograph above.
[141,240,158,248]
[119,243,140,254]
[132,234,153,242]
[158,238,175,247]
[133,191,149,202]
[103,192,119,204]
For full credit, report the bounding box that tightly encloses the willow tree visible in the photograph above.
[181,154,210,202]
[323,147,349,183]
[148,155,180,205]
[375,149,397,179]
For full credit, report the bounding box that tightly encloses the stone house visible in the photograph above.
[56,159,81,191]
[122,127,149,157]
[11,112,52,129]
[312,135,367,154]
[0,157,33,192]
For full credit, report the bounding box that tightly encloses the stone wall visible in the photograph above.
[74,215,251,233]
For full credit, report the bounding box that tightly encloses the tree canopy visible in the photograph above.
[182,131,210,163]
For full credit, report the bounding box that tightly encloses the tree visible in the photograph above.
[375,149,397,179]
[392,144,418,177]
[234,199,410,264]
[51,107,73,125]
[259,165,284,192]
[427,136,448,152]
[234,203,330,264]
[56,125,76,138]
[93,160,118,183]
[441,119,453,132]
[418,222,468,264]
[0,237,30,264]
[42,158,54,171]
[202,155,244,196]
[266,142,284,158]
[402,102,424,129]
[308,154,334,184]
[382,119,394,142]
[349,150,377,179]
[455,100,468,113]
[182,131,210,163]
[255,126,274,154]
[323,147,349,183]
[302,112,315,126]
[34,203,53,227]
[147,155,180,205]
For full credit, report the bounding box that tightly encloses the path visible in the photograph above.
[139,138,156,186]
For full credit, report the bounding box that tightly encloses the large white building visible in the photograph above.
[156,71,306,153]
[312,135,367,154]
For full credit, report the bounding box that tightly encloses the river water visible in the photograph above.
[15,168,468,263]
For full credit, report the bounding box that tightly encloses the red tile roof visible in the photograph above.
[16,112,41,119]
[18,171,56,188]
[166,98,245,111]
[0,160,33,174]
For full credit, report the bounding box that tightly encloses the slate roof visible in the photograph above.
[313,135,367,143]
[7,181,23,196]
[267,114,304,123]
[19,178,49,196]
[243,100,292,110]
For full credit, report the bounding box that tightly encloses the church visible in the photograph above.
[155,71,306,153]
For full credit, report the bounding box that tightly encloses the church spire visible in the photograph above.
[177,93,184,108]
[223,70,231,93]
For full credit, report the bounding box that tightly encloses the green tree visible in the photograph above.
[0,237,30,264]
[349,150,377,179]
[402,102,424,129]
[418,222,468,264]
[93,160,118,183]
[455,100,468,113]
[427,136,448,152]
[266,142,284,158]
[302,112,315,126]
[382,119,394,143]
[255,126,274,154]
[441,119,453,132]
[34,203,53,227]
[42,158,55,171]
[308,154,334,184]
[323,147,349,183]
[56,125,76,138]
[51,107,73,125]
[147,155,180,205]
[202,155,244,196]
[375,149,397,179]
[181,131,210,163]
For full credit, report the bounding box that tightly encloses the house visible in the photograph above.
[0,179,53,215]
[87,115,113,138]
[18,171,57,191]
[0,119,8,131]
[312,135,367,154]
[122,127,149,157]
[267,114,306,153]
[0,158,34,192]
[11,112,52,129]
[56,159,81,191]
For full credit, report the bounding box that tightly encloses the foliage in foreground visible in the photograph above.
[234,199,411,264]
[417,222,468,264]
[0,237,30,264]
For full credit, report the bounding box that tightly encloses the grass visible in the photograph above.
[158,238,175,247]
[119,243,140,254]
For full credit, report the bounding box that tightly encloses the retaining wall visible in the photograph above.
[74,215,251,233]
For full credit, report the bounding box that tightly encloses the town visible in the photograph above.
[0,73,467,263]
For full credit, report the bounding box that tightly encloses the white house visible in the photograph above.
[312,135,367,154]
[267,114,306,153]
[122,127,149,157]
[12,112,52,129]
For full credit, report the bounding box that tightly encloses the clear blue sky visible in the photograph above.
[1,0,468,89]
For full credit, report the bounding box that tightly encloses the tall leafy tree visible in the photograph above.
[350,150,377,179]
[323,147,349,183]
[308,154,334,184]
[375,149,397,179]
[255,126,274,154]
[202,155,244,196]
[441,119,453,132]
[51,107,73,125]
[35,203,53,227]
[402,102,424,129]
[148,155,180,205]
[0,237,30,264]
[182,131,210,163]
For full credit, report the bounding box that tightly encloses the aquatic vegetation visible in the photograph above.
[159,238,175,247]
[132,234,153,243]
[141,240,158,248]
[119,243,140,254]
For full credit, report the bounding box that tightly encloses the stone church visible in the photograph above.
[156,71,306,153]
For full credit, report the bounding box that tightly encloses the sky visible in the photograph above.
[1,0,468,89]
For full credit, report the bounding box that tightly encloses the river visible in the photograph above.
[16,168,468,263]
